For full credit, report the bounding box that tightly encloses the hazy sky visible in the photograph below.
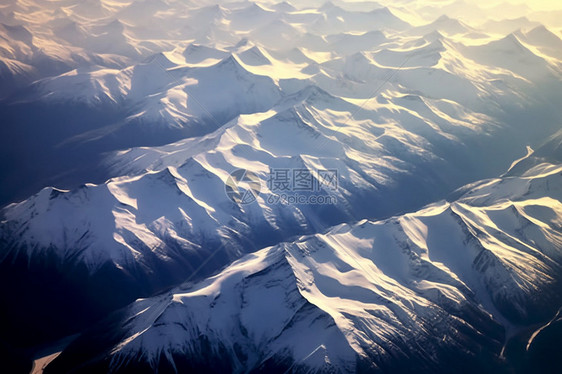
[417,0,562,10]
[514,0,562,11]
[367,0,562,28]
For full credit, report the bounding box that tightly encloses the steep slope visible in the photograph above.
[517,25,562,60]
[1,0,561,209]
[325,30,388,55]
[0,56,35,98]
[408,14,473,36]
[3,68,559,352]
[311,6,410,34]
[45,160,562,373]
[461,33,558,81]
[182,43,229,65]
[494,129,562,178]
[0,83,515,353]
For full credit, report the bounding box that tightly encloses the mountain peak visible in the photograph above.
[233,37,251,50]
[435,14,452,23]
[424,30,446,42]
[216,54,246,71]
[371,6,393,16]
[500,32,528,51]
[237,45,272,66]
[273,1,296,12]
[243,2,269,13]
[282,85,339,109]
[319,1,339,12]
[525,24,562,44]
[183,43,228,64]
[142,52,176,69]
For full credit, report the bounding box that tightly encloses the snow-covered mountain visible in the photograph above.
[44,157,562,373]
[1,0,562,373]
[1,81,551,316]
[1,0,561,207]
[0,85,504,354]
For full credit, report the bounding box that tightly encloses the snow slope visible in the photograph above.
[1,0,561,210]
[0,84,517,277]
[45,160,562,373]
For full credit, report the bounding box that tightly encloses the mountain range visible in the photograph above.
[0,0,561,373]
